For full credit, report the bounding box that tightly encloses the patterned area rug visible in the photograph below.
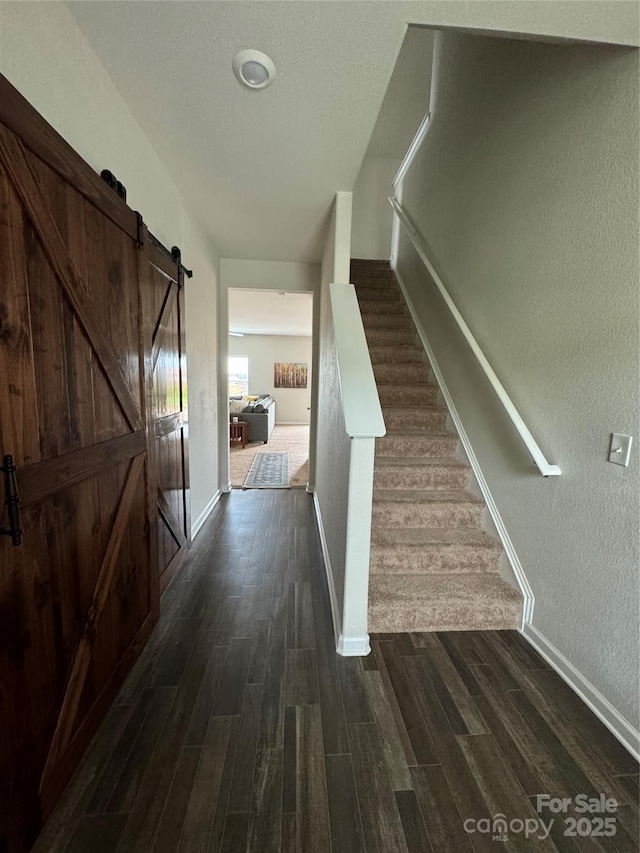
[243,451,290,489]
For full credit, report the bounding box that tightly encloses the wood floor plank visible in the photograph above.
[363,670,414,791]
[247,618,271,685]
[395,789,434,853]
[336,656,374,724]
[211,638,253,717]
[226,683,264,815]
[85,688,155,814]
[258,596,287,750]
[325,753,366,853]
[246,748,283,853]
[529,668,639,777]
[153,745,201,853]
[416,634,487,735]
[349,722,410,853]
[185,643,228,746]
[205,715,241,853]
[371,641,418,766]
[219,812,250,853]
[313,586,350,755]
[65,813,129,853]
[282,706,297,815]
[294,581,315,650]
[151,618,203,687]
[410,765,474,853]
[436,633,487,697]
[457,733,557,852]
[177,716,233,852]
[281,813,296,853]
[295,705,332,853]
[285,648,319,706]
[106,686,177,813]
[378,641,439,765]
[401,656,497,853]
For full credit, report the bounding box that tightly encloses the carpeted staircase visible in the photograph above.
[351,259,523,633]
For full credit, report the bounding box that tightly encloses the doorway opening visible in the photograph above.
[227,288,313,489]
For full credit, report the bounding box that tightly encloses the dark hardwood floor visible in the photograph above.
[35,490,639,852]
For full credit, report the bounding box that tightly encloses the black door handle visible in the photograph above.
[1,455,22,546]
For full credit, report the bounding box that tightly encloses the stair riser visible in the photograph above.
[368,602,521,633]
[374,467,468,491]
[374,363,431,384]
[369,546,501,574]
[382,409,447,431]
[375,434,457,457]
[372,501,482,528]
[365,328,416,347]
[369,347,424,364]
[359,301,406,315]
[351,269,395,279]
[377,386,438,407]
[356,287,405,306]
[362,314,412,330]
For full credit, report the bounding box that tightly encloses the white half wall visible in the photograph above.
[397,29,640,731]
[351,156,401,260]
[229,334,312,423]
[0,0,221,537]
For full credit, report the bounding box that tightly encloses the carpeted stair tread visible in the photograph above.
[375,432,458,457]
[362,313,412,329]
[358,301,407,315]
[371,527,500,548]
[369,346,425,364]
[375,457,467,470]
[373,488,481,504]
[364,328,418,346]
[368,574,522,633]
[377,386,440,407]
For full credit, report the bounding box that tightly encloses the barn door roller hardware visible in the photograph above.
[0,455,22,546]
[100,169,127,202]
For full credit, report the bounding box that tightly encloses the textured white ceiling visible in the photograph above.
[67,1,413,262]
[66,1,638,264]
[229,289,313,336]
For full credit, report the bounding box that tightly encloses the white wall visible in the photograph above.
[351,156,401,260]
[397,30,639,731]
[228,334,312,423]
[0,1,221,536]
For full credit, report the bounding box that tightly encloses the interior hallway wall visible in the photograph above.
[351,155,401,260]
[397,29,640,731]
[0,1,221,536]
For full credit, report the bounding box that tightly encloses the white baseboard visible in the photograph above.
[312,492,371,657]
[312,493,341,651]
[393,265,534,627]
[337,635,371,656]
[191,489,222,539]
[522,623,640,762]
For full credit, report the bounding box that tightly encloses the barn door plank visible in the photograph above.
[158,488,187,549]
[0,126,143,432]
[151,278,178,372]
[0,163,40,468]
[39,452,146,791]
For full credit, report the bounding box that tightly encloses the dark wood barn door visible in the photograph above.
[0,83,158,852]
[146,241,189,593]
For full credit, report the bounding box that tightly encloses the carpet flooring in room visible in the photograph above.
[229,424,309,489]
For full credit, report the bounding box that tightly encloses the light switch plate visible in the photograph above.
[608,433,632,467]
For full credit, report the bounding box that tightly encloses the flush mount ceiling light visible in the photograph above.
[233,50,276,90]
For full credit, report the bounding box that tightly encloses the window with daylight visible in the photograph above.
[228,356,249,396]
